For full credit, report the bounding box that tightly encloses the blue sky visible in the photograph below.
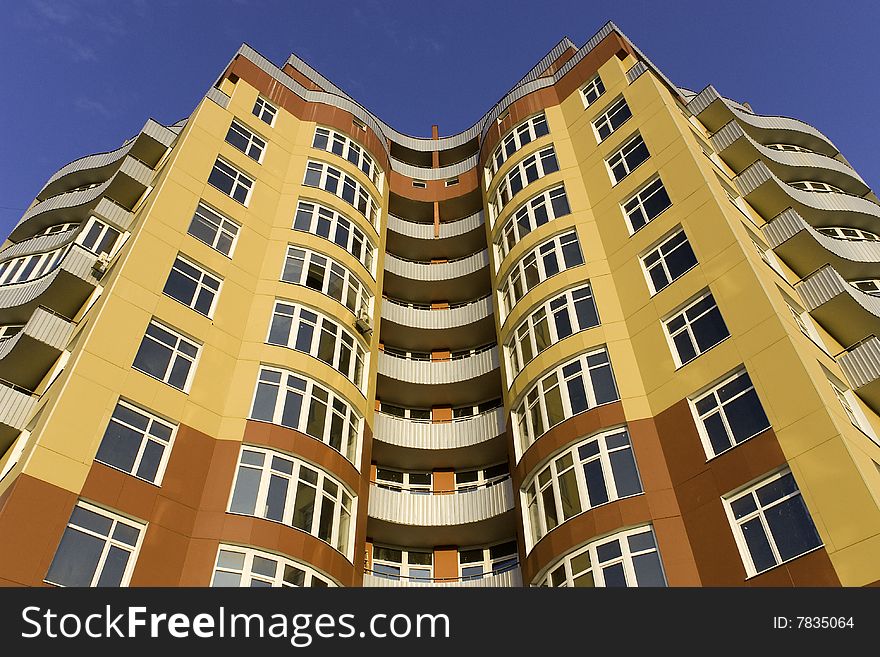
[2,0,879,238]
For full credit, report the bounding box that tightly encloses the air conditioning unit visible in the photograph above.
[355,307,372,335]
[92,252,112,277]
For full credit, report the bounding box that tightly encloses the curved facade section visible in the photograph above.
[385,211,486,261]
[363,567,521,587]
[382,250,490,303]
[796,264,880,346]
[0,227,79,265]
[380,296,495,351]
[0,306,73,391]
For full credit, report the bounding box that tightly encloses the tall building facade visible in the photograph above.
[0,21,878,588]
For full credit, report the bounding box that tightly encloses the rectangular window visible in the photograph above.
[581,75,606,108]
[724,470,822,576]
[622,177,671,233]
[212,545,334,587]
[95,400,176,484]
[445,177,459,187]
[664,291,729,366]
[252,97,277,126]
[0,324,23,342]
[641,228,697,294]
[281,246,372,316]
[593,96,632,141]
[412,180,426,189]
[162,255,222,317]
[372,546,433,581]
[691,369,771,457]
[606,133,650,184]
[827,374,876,439]
[459,542,518,581]
[77,217,122,257]
[208,158,253,205]
[187,202,239,256]
[45,502,144,587]
[225,119,266,162]
[132,320,200,391]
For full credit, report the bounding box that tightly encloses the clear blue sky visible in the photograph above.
[2,0,879,238]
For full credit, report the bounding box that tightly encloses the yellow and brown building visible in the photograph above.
[0,21,878,588]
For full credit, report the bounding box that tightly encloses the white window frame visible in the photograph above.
[723,469,823,577]
[302,160,380,231]
[495,185,571,264]
[606,133,650,184]
[293,200,376,278]
[376,403,432,422]
[371,546,433,581]
[249,366,362,465]
[592,96,633,142]
[782,294,827,352]
[375,468,432,493]
[0,324,23,341]
[458,541,518,581]
[281,245,373,317]
[490,146,560,223]
[789,180,844,194]
[454,463,509,492]
[44,501,145,588]
[228,446,355,558]
[312,126,383,191]
[208,157,254,206]
[187,202,240,257]
[132,319,201,392]
[640,227,698,295]
[816,226,880,242]
[826,373,878,442]
[267,300,368,393]
[211,544,335,587]
[621,176,671,234]
[852,279,880,296]
[77,216,123,257]
[0,246,68,286]
[39,222,79,236]
[580,75,606,108]
[225,119,267,163]
[252,97,277,126]
[487,113,550,183]
[162,254,223,317]
[766,143,813,154]
[663,290,730,367]
[94,399,177,485]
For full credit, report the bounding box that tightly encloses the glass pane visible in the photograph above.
[632,552,665,587]
[212,571,242,587]
[583,459,608,507]
[601,563,627,587]
[95,423,143,473]
[229,467,261,515]
[265,475,289,521]
[741,517,777,572]
[46,528,104,586]
[609,449,642,497]
[292,482,317,531]
[764,496,821,562]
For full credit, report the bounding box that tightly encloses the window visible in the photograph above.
[302,160,380,230]
[377,403,432,421]
[212,545,334,587]
[506,283,600,381]
[375,468,432,493]
[455,463,509,492]
[817,226,880,241]
[267,301,367,391]
[690,369,770,457]
[252,97,277,126]
[225,119,266,162]
[852,279,880,296]
[0,324,23,342]
[229,446,354,556]
[487,113,550,180]
[491,146,559,221]
[789,180,843,194]
[581,75,606,108]
[766,143,813,154]
[249,366,362,463]
[459,541,518,581]
[664,291,729,366]
[827,374,876,439]
[539,526,665,587]
[411,180,426,189]
[592,97,632,141]
[281,246,372,316]
[641,228,697,294]
[452,399,503,419]
[95,400,176,484]
[312,127,382,190]
[162,255,222,317]
[187,202,240,256]
[606,133,650,184]
[622,177,671,233]
[514,348,619,453]
[525,428,642,547]
[445,177,459,187]
[208,158,253,205]
[352,118,367,132]
[498,230,584,320]
[724,470,822,576]
[495,185,571,261]
[45,502,144,587]
[372,546,433,581]
[39,222,78,236]
[0,246,68,286]
[293,200,376,276]
[77,216,122,257]
[132,320,200,391]
[783,295,826,351]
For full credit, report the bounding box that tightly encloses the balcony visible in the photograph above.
[37,119,175,202]
[763,208,880,280]
[0,307,73,391]
[371,407,507,470]
[385,211,486,260]
[0,245,100,325]
[796,264,880,347]
[367,478,515,546]
[382,250,490,304]
[687,85,839,157]
[363,566,522,587]
[712,120,867,197]
[376,346,501,407]
[839,336,880,416]
[380,295,495,351]
[11,157,152,242]
[734,160,880,232]
[0,381,36,454]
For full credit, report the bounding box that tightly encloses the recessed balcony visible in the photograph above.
[796,264,880,347]
[0,307,73,391]
[371,406,507,470]
[376,346,501,407]
[379,295,495,351]
[382,250,491,304]
[366,478,515,547]
[763,208,880,280]
[712,120,867,197]
[363,565,522,587]
[386,210,486,260]
[0,381,36,454]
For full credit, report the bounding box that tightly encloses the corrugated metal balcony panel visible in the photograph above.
[373,407,505,451]
[92,198,135,233]
[0,383,36,451]
[390,154,479,179]
[13,178,114,241]
[362,568,522,587]
[377,348,499,386]
[383,250,489,281]
[0,229,79,265]
[381,297,493,331]
[839,337,880,391]
[796,265,880,347]
[386,211,484,240]
[0,307,73,390]
[206,86,231,109]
